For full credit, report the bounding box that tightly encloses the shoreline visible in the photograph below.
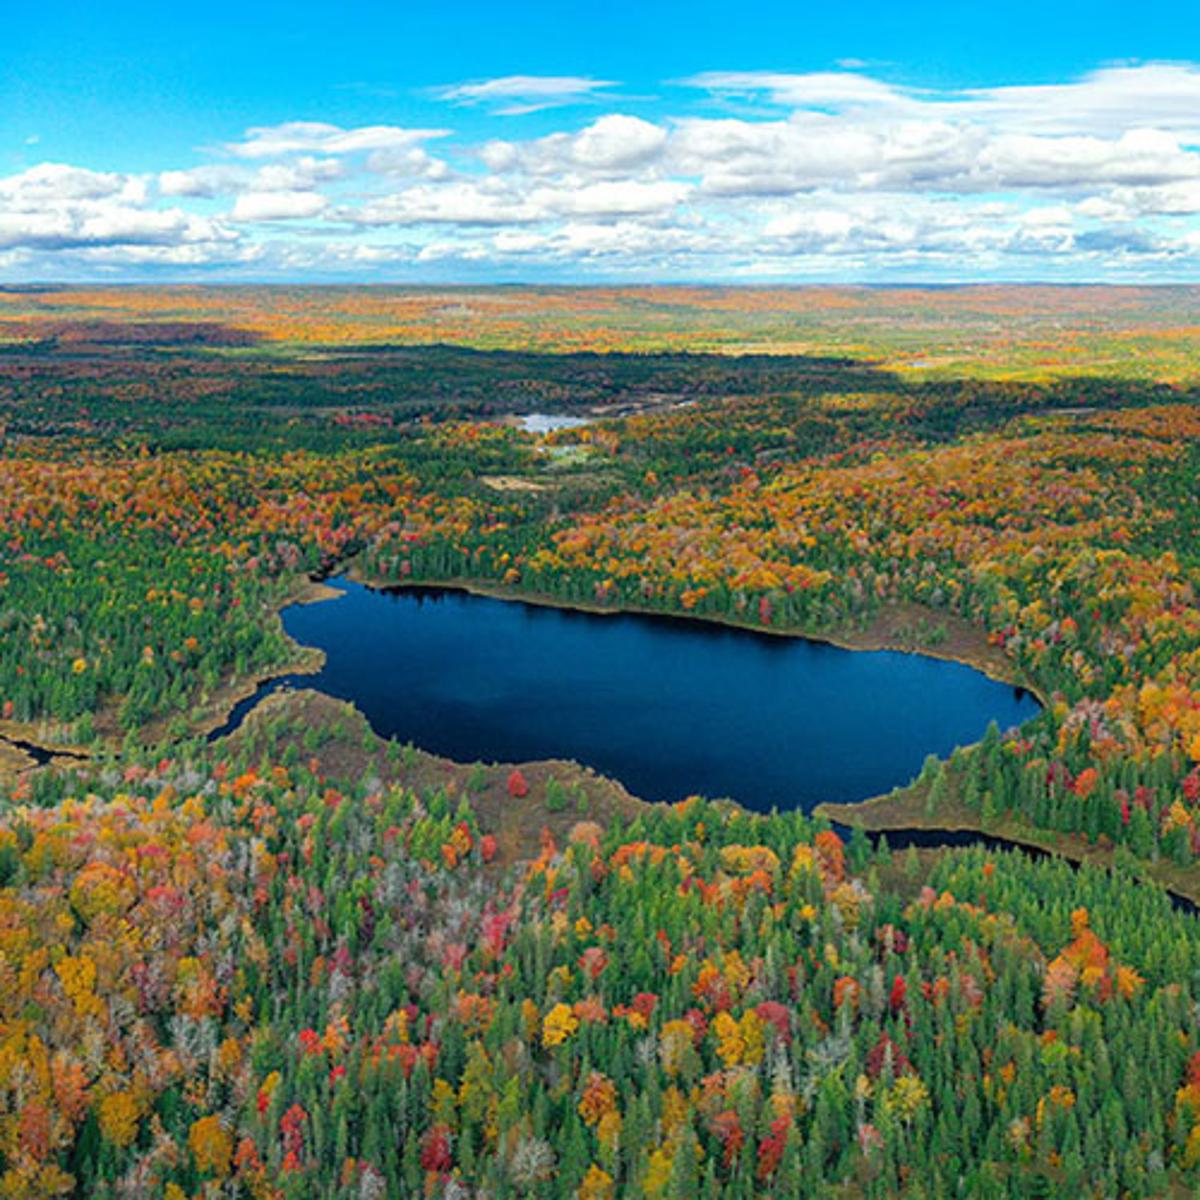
[342,565,1046,705]
[10,564,1194,909]
[305,569,1200,902]
[1,565,1038,775]
[0,575,344,769]
[139,574,342,745]
[817,788,1200,909]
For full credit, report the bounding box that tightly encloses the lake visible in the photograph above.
[228,577,1040,813]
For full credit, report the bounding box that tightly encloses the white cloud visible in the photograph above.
[11,63,1200,279]
[160,158,346,200]
[531,179,689,217]
[350,181,539,226]
[1,163,130,202]
[666,112,1200,197]
[0,202,233,251]
[0,162,235,255]
[232,190,328,221]
[1078,180,1200,218]
[478,115,670,183]
[670,115,898,194]
[435,75,618,115]
[227,121,450,158]
[343,174,688,229]
[364,146,452,179]
[567,115,668,169]
[683,63,1200,139]
[961,64,1200,138]
[252,159,344,190]
[159,166,243,198]
[684,70,920,112]
[977,129,1197,188]
[552,220,718,259]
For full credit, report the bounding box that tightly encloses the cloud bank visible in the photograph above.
[5,65,1200,280]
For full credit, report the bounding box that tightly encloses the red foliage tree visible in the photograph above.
[420,1124,453,1173]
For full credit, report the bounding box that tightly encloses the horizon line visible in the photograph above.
[6,279,1200,290]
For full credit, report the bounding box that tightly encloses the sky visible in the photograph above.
[4,0,1200,282]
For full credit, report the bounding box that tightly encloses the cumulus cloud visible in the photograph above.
[977,129,1198,188]
[669,115,906,194]
[482,114,670,178]
[10,63,1200,279]
[666,111,1200,198]
[350,182,540,226]
[1,163,134,203]
[159,166,245,198]
[0,161,235,256]
[232,190,328,221]
[364,146,452,179]
[159,158,344,199]
[1113,180,1200,215]
[532,179,689,217]
[762,196,1000,258]
[0,201,233,252]
[342,174,688,229]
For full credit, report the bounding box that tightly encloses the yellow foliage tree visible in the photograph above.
[578,1163,614,1200]
[712,1012,745,1068]
[738,1009,766,1067]
[188,1114,232,1178]
[642,1147,673,1198]
[885,1075,930,1123]
[542,1003,579,1048]
[97,1091,140,1149]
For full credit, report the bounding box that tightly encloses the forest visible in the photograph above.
[1,285,1200,1197]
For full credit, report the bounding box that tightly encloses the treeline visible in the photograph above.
[3,705,1200,1197]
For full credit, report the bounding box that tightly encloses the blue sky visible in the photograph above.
[3,0,1200,281]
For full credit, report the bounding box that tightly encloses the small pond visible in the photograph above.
[222,578,1041,814]
[517,413,590,434]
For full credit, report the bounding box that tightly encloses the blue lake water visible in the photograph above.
[233,577,1040,813]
